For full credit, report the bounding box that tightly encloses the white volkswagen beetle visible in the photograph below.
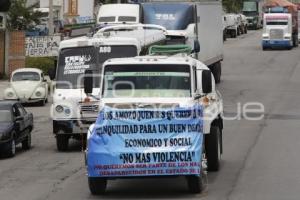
[4,68,49,106]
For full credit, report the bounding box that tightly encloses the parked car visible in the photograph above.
[0,101,33,158]
[4,68,49,106]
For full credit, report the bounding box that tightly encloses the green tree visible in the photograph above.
[6,0,43,30]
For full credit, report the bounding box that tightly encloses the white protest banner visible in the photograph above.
[25,35,61,57]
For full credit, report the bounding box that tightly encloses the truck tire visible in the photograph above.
[205,126,221,171]
[22,130,31,150]
[231,30,237,38]
[293,35,298,47]
[88,177,107,195]
[56,134,69,152]
[210,62,221,84]
[187,175,204,194]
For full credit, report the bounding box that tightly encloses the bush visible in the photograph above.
[25,57,56,75]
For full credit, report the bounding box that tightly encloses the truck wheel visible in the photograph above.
[22,130,31,150]
[210,62,221,84]
[293,35,298,47]
[88,177,107,195]
[231,31,236,38]
[205,126,221,171]
[187,175,204,194]
[56,134,69,152]
[5,138,16,158]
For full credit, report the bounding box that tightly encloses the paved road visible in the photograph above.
[1,30,300,200]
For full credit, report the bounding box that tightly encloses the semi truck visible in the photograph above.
[141,0,224,83]
[262,1,298,50]
[95,1,223,83]
[242,0,264,29]
[50,25,166,151]
[83,45,224,194]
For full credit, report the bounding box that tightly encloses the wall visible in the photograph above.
[8,31,25,75]
[0,30,4,77]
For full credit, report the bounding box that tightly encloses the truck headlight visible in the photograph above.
[64,108,71,115]
[55,105,64,113]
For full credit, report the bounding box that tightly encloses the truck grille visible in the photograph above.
[80,105,99,112]
[270,29,284,40]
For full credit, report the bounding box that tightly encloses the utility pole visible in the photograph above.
[49,0,54,35]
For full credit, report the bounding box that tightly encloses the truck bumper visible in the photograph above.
[262,40,292,48]
[53,119,96,135]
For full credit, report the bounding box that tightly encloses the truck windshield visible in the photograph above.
[56,46,137,89]
[56,46,98,89]
[12,72,40,81]
[243,2,257,12]
[103,65,191,98]
[266,21,288,25]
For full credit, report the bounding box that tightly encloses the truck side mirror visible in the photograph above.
[193,40,200,53]
[202,70,212,94]
[84,70,93,95]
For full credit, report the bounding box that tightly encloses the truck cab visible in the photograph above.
[84,45,224,194]
[97,4,140,27]
[242,0,263,30]
[262,12,293,50]
[51,25,166,151]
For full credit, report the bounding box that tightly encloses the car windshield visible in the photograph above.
[103,64,191,98]
[0,110,12,122]
[12,72,40,81]
[56,46,137,89]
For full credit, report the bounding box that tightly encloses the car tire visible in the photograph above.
[39,99,46,106]
[22,130,31,150]
[6,138,16,158]
[205,126,221,172]
[56,134,69,152]
[88,177,107,195]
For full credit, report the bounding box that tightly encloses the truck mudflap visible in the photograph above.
[87,105,204,178]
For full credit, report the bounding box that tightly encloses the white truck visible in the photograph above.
[224,13,240,38]
[262,12,298,50]
[84,45,224,194]
[96,4,140,27]
[141,0,224,83]
[49,25,166,151]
